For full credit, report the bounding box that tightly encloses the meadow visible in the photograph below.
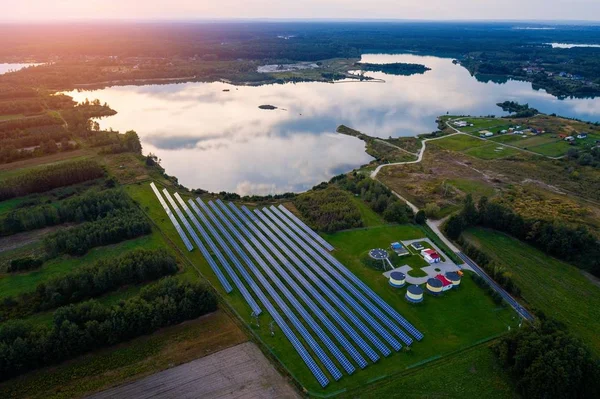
[463,227,600,355]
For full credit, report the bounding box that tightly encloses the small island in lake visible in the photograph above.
[357,62,431,75]
[258,104,278,110]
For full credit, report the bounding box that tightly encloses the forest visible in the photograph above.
[0,159,105,201]
[294,186,363,233]
[0,187,138,236]
[0,249,178,320]
[1,22,599,96]
[492,319,600,399]
[43,209,152,256]
[0,278,217,381]
[357,62,430,75]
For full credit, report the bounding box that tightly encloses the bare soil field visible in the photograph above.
[88,342,299,399]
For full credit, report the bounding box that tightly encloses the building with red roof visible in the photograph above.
[421,248,441,263]
[435,274,453,291]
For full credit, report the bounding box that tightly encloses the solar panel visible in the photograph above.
[196,199,345,379]
[274,208,423,342]
[263,208,412,345]
[207,200,362,372]
[241,204,398,354]
[149,182,193,251]
[218,200,377,366]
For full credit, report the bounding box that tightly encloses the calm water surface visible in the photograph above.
[0,64,37,75]
[65,54,600,194]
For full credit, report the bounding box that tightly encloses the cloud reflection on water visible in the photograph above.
[65,54,600,194]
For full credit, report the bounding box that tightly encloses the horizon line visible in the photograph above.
[0,17,600,25]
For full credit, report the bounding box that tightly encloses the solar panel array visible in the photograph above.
[149,182,423,388]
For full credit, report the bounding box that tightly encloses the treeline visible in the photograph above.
[492,319,600,399]
[0,188,135,236]
[445,195,600,276]
[98,130,142,155]
[0,249,178,321]
[0,159,105,201]
[458,235,520,297]
[0,278,217,381]
[0,136,77,165]
[496,101,539,118]
[333,173,414,224]
[294,186,363,233]
[470,273,505,305]
[44,209,151,256]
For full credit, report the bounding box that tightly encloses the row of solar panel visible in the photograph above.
[150,183,423,387]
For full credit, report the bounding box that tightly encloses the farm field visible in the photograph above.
[0,310,247,399]
[463,227,600,355]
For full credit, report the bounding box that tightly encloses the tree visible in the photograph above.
[415,210,427,225]
[424,203,440,219]
[460,194,478,225]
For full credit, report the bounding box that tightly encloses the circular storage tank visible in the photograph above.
[426,278,443,295]
[446,271,461,286]
[389,271,406,288]
[405,285,424,303]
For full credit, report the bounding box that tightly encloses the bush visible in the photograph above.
[424,203,440,219]
[7,257,43,273]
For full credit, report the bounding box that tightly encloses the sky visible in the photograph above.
[5,0,600,22]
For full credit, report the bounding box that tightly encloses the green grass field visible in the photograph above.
[464,143,521,160]
[128,181,517,395]
[347,343,517,398]
[432,134,487,151]
[350,195,386,227]
[489,134,526,144]
[463,228,600,355]
[511,135,558,148]
[527,141,572,157]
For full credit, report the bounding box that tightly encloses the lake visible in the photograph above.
[65,53,600,195]
[0,63,38,75]
[548,43,600,49]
